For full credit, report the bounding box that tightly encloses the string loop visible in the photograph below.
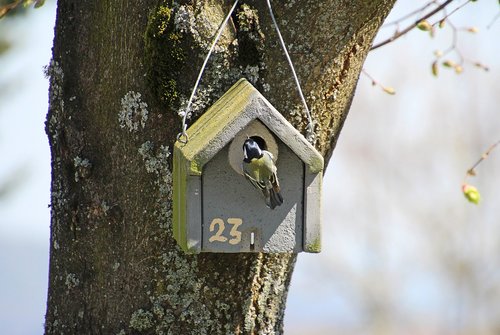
[266,0,314,142]
[177,0,314,143]
[177,0,240,143]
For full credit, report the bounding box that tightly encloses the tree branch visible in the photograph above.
[371,0,454,51]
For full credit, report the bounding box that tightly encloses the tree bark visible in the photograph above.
[44,0,396,334]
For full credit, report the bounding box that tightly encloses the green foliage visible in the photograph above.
[462,184,481,205]
[0,0,45,58]
[0,39,9,54]
[235,4,264,66]
[0,0,44,19]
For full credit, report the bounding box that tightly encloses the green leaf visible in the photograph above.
[432,61,438,77]
[462,184,481,204]
[416,20,433,31]
[34,0,45,8]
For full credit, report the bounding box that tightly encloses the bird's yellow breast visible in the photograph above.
[250,155,274,181]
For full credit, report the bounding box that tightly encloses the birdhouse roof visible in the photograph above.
[175,78,323,175]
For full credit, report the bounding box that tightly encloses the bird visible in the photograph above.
[242,138,283,209]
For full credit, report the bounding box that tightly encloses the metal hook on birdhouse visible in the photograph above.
[176,124,189,144]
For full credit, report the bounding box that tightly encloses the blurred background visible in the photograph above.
[0,1,499,334]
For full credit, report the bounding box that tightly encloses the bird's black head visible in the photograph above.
[243,138,263,162]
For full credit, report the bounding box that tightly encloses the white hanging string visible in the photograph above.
[177,0,314,143]
[177,0,240,143]
[265,0,314,141]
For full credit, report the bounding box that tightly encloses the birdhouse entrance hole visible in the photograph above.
[228,120,279,176]
[249,136,267,150]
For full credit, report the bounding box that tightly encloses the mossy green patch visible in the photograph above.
[144,4,186,110]
[305,238,321,253]
[235,4,264,68]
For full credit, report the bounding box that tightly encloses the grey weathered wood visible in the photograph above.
[202,138,304,252]
[303,171,322,252]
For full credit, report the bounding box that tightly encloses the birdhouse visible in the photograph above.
[173,79,323,253]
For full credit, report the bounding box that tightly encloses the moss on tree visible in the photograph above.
[144,4,186,110]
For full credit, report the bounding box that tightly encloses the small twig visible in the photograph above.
[381,1,438,28]
[487,12,500,29]
[361,69,395,95]
[463,140,500,183]
[371,0,454,51]
[461,140,500,204]
[431,13,486,76]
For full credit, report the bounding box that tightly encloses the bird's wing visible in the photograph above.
[242,162,266,190]
[270,171,280,192]
[242,157,282,208]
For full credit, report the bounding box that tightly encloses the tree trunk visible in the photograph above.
[44,0,396,334]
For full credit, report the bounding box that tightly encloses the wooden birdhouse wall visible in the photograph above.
[173,79,323,254]
[202,135,304,253]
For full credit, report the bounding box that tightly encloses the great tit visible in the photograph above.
[242,138,283,209]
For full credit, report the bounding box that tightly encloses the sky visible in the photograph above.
[0,1,499,334]
[0,2,54,335]
[286,1,500,333]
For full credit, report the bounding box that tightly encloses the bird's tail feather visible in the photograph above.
[269,188,283,209]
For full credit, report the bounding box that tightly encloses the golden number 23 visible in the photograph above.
[208,218,243,245]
